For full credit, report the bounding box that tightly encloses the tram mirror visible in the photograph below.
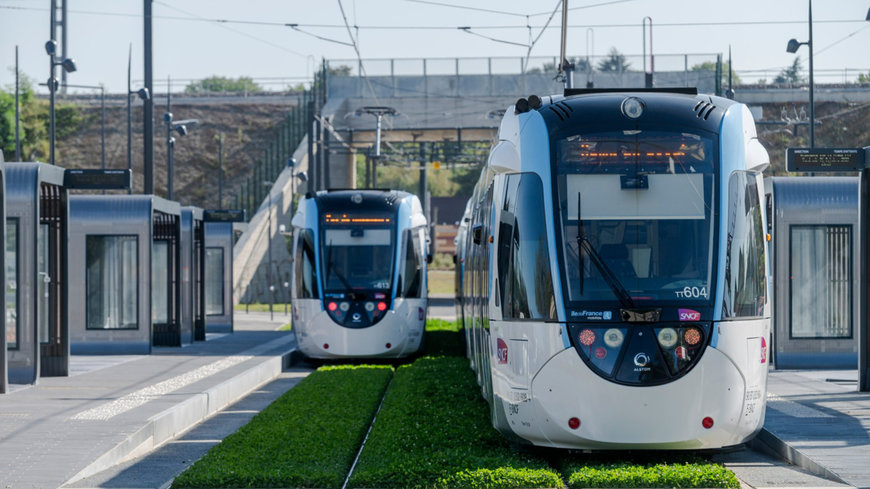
[472,224,483,245]
[351,228,365,238]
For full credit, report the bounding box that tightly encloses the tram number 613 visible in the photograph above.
[676,287,708,299]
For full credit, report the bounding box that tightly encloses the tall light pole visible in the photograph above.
[164,87,198,201]
[643,16,653,88]
[558,0,574,89]
[128,44,150,194]
[585,28,594,88]
[263,180,275,320]
[45,39,76,166]
[787,0,814,147]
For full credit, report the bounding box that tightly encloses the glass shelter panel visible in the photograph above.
[86,235,138,330]
[38,223,49,343]
[790,225,851,338]
[152,241,170,324]
[554,130,716,307]
[205,247,224,316]
[6,219,17,348]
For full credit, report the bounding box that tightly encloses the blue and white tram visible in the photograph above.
[290,189,429,359]
[459,88,771,450]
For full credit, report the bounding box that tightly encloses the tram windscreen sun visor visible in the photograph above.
[556,130,716,305]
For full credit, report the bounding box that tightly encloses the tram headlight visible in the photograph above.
[339,302,350,312]
[365,302,375,312]
[657,328,678,349]
[621,97,645,119]
[603,328,624,348]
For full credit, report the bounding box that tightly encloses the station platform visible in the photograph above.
[749,369,870,489]
[0,311,306,489]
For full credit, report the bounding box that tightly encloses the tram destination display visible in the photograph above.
[786,147,865,172]
[64,169,131,190]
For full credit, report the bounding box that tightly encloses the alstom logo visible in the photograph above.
[679,309,701,321]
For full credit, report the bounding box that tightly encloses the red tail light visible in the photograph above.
[579,329,595,346]
[702,417,714,429]
[377,301,387,311]
[568,417,581,429]
[327,302,337,312]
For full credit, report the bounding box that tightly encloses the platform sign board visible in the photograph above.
[64,169,131,190]
[786,148,865,173]
[203,209,246,222]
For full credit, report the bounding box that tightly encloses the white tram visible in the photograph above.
[458,88,771,450]
[290,189,429,359]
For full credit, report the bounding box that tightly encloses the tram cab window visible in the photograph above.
[554,130,716,305]
[498,173,556,320]
[722,171,767,318]
[399,228,424,298]
[293,229,318,299]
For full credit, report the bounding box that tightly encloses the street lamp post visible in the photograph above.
[128,44,150,194]
[45,39,76,166]
[786,0,815,147]
[163,91,198,201]
[642,16,653,88]
[263,180,275,320]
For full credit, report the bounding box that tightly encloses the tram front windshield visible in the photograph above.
[555,129,716,306]
[320,213,395,296]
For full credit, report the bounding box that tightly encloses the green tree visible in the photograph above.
[596,48,631,73]
[328,65,353,77]
[774,57,804,84]
[858,71,870,83]
[0,71,49,161]
[185,75,262,93]
[691,60,741,85]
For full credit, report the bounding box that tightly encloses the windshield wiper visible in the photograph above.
[577,234,635,310]
[576,193,634,310]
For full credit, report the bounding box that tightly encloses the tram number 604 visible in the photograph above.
[676,287,708,299]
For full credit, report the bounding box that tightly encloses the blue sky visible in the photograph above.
[1,0,868,94]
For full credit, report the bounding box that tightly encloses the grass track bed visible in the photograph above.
[171,365,393,489]
[347,356,562,489]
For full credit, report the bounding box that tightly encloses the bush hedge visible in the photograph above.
[563,460,740,488]
[171,365,393,488]
[347,356,562,489]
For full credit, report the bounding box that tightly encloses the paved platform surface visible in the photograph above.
[0,311,303,489]
[750,369,870,489]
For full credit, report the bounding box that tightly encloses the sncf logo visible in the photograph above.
[678,309,701,321]
[497,338,508,364]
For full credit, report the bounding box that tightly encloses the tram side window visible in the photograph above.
[294,229,318,299]
[500,173,556,320]
[722,171,767,318]
[399,228,423,298]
